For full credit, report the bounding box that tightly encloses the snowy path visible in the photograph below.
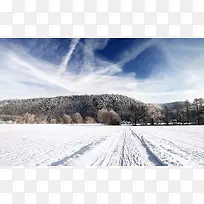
[0,124,204,166]
[131,126,204,166]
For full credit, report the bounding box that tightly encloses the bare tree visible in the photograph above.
[71,113,83,124]
[193,98,204,125]
[62,114,73,124]
[23,113,35,124]
[129,104,140,126]
[163,106,169,125]
[147,104,162,125]
[105,110,121,125]
[50,118,57,124]
[97,108,108,123]
[129,103,149,125]
[84,117,96,124]
[172,102,185,124]
[97,109,121,125]
[185,100,190,124]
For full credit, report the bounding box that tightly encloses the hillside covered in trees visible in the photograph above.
[0,94,204,125]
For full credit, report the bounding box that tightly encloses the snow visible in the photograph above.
[131,126,204,166]
[0,124,204,166]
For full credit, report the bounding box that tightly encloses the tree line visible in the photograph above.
[0,95,204,126]
[128,98,204,126]
[0,109,122,125]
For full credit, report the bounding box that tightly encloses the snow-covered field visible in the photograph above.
[0,124,204,166]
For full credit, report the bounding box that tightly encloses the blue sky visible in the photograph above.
[0,38,204,103]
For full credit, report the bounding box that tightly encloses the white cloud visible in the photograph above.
[0,39,204,103]
[58,38,79,74]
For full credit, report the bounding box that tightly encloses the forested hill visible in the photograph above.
[0,94,144,118]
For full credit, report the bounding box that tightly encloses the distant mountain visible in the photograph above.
[158,101,186,108]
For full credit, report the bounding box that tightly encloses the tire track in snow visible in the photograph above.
[50,138,106,166]
[119,136,126,166]
[144,140,183,166]
[129,128,166,166]
[119,128,144,166]
[144,138,199,166]
[90,129,124,166]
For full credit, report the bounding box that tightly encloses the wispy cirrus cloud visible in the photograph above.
[0,38,204,103]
